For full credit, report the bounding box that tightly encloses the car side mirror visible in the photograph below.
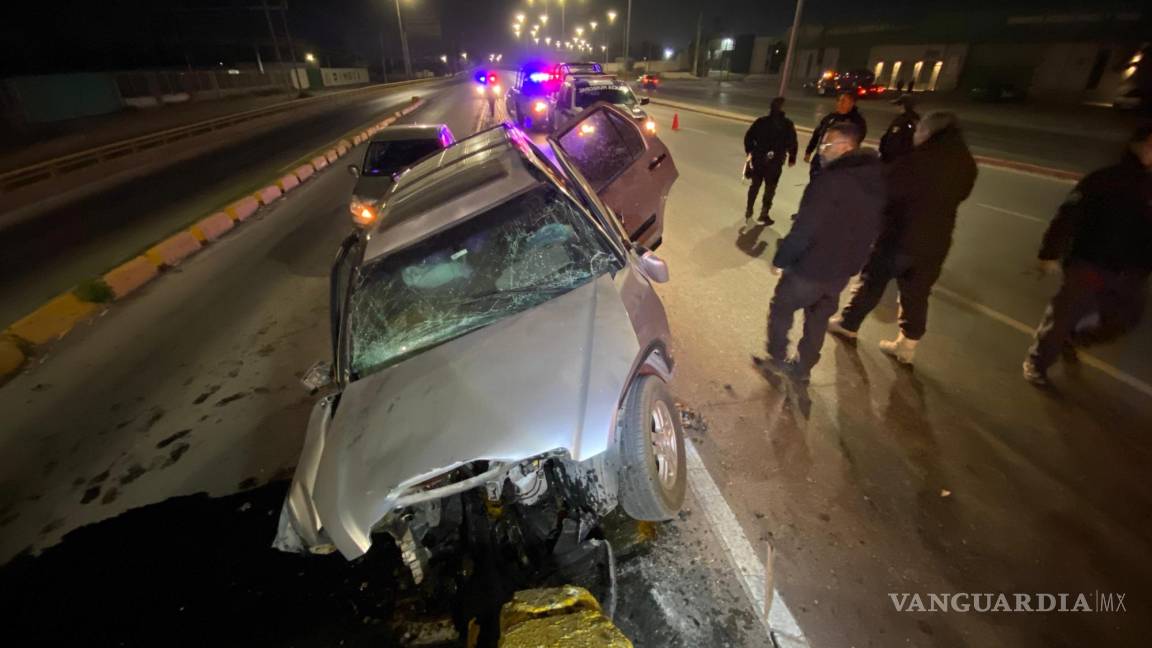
[347,164,361,178]
[301,360,334,393]
[640,97,651,105]
[636,248,669,284]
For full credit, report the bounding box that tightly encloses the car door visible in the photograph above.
[549,103,678,249]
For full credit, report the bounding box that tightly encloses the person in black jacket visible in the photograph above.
[804,93,867,178]
[1022,125,1152,385]
[743,96,798,225]
[828,112,978,365]
[879,95,920,163]
[755,122,886,382]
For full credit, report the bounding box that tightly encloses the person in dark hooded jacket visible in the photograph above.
[804,92,868,178]
[828,112,978,364]
[1022,124,1152,385]
[743,96,798,225]
[755,122,886,382]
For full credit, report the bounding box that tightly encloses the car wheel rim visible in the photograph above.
[650,400,678,490]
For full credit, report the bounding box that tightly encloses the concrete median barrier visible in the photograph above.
[335,142,350,157]
[294,164,315,182]
[277,173,300,192]
[145,231,202,267]
[102,256,159,299]
[254,184,283,205]
[324,149,340,164]
[190,212,235,242]
[0,335,26,379]
[9,292,99,346]
[226,196,260,221]
[310,155,329,171]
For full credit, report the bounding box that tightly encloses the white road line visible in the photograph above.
[933,285,1152,399]
[685,442,810,646]
[975,202,1047,224]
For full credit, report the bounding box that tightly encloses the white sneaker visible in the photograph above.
[879,334,918,364]
[827,318,858,340]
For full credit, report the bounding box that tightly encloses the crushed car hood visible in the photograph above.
[313,274,640,558]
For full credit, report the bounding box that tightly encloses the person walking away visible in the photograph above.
[879,95,920,163]
[828,112,978,364]
[1022,125,1152,385]
[743,96,798,225]
[804,93,867,178]
[755,123,886,382]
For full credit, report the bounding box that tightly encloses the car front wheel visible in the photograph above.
[617,375,686,521]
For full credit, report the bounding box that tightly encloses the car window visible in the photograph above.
[555,109,644,190]
[575,86,637,109]
[347,185,622,379]
[362,138,443,177]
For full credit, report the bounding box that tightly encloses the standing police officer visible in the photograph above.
[879,95,920,163]
[743,97,798,225]
[805,92,867,178]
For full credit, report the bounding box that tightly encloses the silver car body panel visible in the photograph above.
[313,269,655,558]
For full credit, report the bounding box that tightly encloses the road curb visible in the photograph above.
[145,231,203,267]
[0,95,426,381]
[8,292,100,347]
[103,256,159,299]
[649,97,1083,182]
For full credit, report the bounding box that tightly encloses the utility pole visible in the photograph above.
[395,0,412,79]
[561,0,565,38]
[692,11,702,77]
[261,0,283,63]
[379,31,389,83]
[778,0,805,96]
[279,1,297,64]
[624,0,632,62]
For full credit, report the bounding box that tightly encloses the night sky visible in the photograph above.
[0,0,1138,75]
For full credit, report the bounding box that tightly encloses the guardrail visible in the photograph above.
[0,77,444,195]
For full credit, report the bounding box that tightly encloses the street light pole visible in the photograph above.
[778,0,805,96]
[624,0,632,62]
[395,0,413,79]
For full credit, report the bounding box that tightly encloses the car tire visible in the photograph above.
[617,375,686,521]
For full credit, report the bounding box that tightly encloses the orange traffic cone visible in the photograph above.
[671,113,680,131]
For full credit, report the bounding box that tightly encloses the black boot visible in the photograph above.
[757,209,774,226]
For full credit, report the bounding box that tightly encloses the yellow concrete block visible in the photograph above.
[144,231,202,267]
[226,196,260,221]
[499,609,632,648]
[102,256,159,299]
[0,335,25,378]
[310,155,329,171]
[500,586,601,634]
[324,148,340,164]
[9,292,99,346]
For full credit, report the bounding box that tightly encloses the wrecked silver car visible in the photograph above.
[274,105,683,583]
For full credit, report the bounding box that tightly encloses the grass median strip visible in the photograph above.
[0,95,426,382]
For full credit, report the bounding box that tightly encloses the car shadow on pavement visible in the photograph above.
[0,482,414,648]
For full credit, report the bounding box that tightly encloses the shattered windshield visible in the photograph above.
[576,86,637,109]
[347,185,621,379]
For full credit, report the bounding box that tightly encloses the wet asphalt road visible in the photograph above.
[0,77,460,330]
[0,82,1150,647]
